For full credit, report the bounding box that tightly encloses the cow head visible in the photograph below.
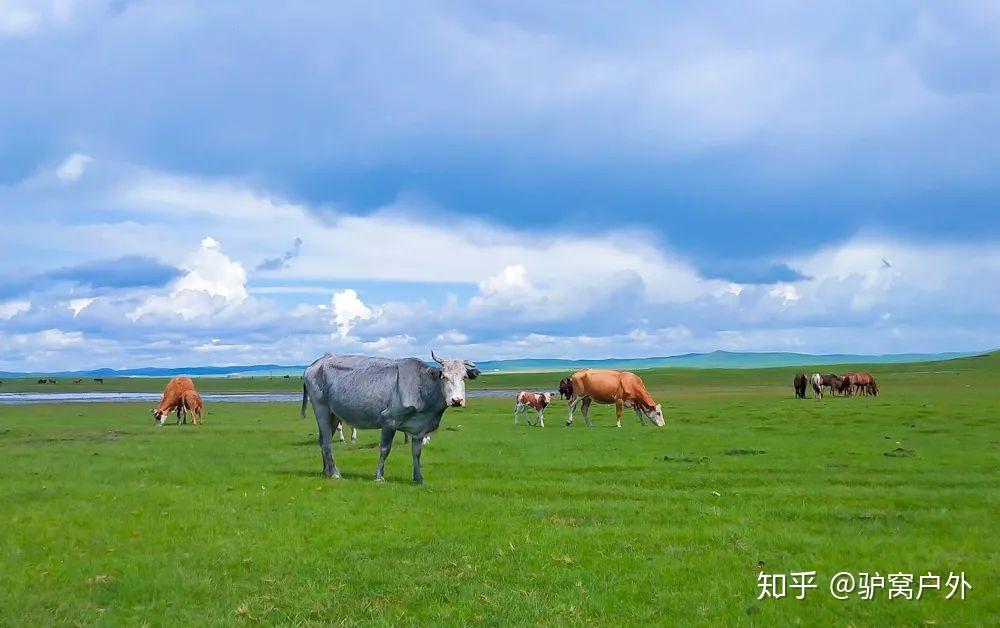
[558,377,573,400]
[635,402,665,427]
[151,408,166,426]
[649,403,665,426]
[432,350,479,408]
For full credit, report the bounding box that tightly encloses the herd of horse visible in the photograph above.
[794,371,879,399]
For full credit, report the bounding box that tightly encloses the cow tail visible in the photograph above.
[300,383,309,419]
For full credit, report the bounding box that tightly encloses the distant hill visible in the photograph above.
[0,350,983,378]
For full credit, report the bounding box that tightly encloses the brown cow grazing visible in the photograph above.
[793,373,807,399]
[558,377,573,400]
[152,376,196,426]
[180,390,205,426]
[565,369,664,428]
[514,391,554,427]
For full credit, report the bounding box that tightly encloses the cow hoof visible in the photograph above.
[413,478,424,485]
[374,477,385,483]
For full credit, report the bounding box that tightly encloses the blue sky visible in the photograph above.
[0,1,998,370]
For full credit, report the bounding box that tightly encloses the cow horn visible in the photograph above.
[463,359,477,368]
[431,350,445,365]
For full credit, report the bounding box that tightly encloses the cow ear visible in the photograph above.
[465,366,481,380]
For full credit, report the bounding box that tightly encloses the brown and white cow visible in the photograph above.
[514,391,554,427]
[152,376,196,426]
[565,369,665,428]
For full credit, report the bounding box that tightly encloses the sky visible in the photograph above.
[1,1,998,371]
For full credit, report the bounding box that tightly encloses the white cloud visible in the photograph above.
[1,160,998,369]
[129,236,248,321]
[435,329,469,344]
[6,328,85,349]
[55,153,93,182]
[331,289,378,336]
[67,297,94,317]
[0,300,31,319]
[768,284,800,305]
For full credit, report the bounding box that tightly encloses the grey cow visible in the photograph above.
[301,352,479,484]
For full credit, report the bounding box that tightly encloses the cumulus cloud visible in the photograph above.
[129,236,248,321]
[0,158,997,370]
[331,289,378,336]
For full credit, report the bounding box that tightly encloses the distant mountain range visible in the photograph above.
[0,350,980,378]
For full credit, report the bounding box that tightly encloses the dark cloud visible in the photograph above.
[256,237,302,271]
[0,256,180,298]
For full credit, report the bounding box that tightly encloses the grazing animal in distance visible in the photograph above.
[73,378,82,384]
[514,391,554,427]
[810,373,823,398]
[300,351,479,483]
[152,377,196,426]
[180,389,205,425]
[793,373,807,399]
[820,374,842,396]
[93,378,104,384]
[565,369,664,428]
[843,371,877,397]
[558,377,573,400]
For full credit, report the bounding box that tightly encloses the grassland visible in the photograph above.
[0,354,997,625]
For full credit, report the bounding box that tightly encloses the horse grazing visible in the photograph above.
[810,373,823,398]
[820,374,843,396]
[843,372,878,396]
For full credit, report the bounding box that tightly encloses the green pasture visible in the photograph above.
[0,354,997,625]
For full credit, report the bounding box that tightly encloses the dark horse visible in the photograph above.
[793,373,807,399]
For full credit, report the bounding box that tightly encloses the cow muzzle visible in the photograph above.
[450,398,465,408]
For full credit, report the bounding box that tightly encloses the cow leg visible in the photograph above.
[634,407,646,426]
[513,402,522,425]
[374,427,396,482]
[410,435,425,484]
[351,427,358,443]
[565,396,583,426]
[536,409,544,428]
[311,400,340,479]
[581,398,593,427]
[335,423,346,442]
[615,400,623,428]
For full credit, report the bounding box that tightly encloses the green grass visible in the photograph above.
[0,354,997,625]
